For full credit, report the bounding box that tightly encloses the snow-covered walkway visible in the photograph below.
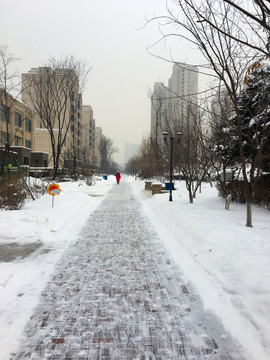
[11,182,244,359]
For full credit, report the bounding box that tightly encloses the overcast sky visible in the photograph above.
[1,0,203,165]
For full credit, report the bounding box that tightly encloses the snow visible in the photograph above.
[0,175,270,360]
[249,118,256,127]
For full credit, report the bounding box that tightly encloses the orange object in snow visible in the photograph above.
[47,183,61,196]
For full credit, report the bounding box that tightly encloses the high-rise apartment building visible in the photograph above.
[21,67,82,168]
[150,62,198,150]
[168,62,198,130]
[150,82,169,153]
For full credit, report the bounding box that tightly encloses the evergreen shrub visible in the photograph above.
[217,176,270,209]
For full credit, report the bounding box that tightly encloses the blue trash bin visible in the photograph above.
[103,175,108,180]
[165,182,174,190]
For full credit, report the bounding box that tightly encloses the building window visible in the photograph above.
[24,156,29,165]
[15,136,19,146]
[71,91,75,102]
[25,139,31,148]
[0,131,7,146]
[77,122,80,128]
[78,112,80,118]
[71,104,75,112]
[71,125,74,132]
[1,104,8,122]
[77,130,80,136]
[25,118,31,132]
[77,139,80,146]
[71,115,74,122]
[78,100,80,109]
[15,112,22,127]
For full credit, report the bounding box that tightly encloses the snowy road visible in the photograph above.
[11,182,244,359]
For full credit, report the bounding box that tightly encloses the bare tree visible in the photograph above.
[124,155,138,177]
[135,135,164,180]
[174,105,211,203]
[22,55,90,180]
[222,0,270,51]
[149,0,266,226]
[99,135,118,174]
[165,0,270,57]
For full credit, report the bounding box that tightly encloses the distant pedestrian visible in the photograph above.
[115,171,121,184]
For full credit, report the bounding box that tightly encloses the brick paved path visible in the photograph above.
[11,182,244,360]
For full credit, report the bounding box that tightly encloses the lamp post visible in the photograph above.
[163,131,182,202]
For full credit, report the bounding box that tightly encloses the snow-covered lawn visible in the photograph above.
[0,176,114,360]
[0,175,269,360]
[131,177,270,360]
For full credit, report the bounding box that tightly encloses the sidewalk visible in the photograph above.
[11,182,244,359]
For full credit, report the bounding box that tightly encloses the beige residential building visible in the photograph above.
[21,67,82,168]
[94,127,102,170]
[150,63,198,150]
[0,89,34,165]
[168,62,198,130]
[82,105,96,168]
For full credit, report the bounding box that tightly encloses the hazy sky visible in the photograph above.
[1,0,203,165]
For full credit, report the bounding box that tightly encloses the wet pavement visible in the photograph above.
[0,242,42,262]
[11,182,244,359]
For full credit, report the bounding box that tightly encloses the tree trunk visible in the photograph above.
[246,201,252,227]
[52,154,59,180]
[245,184,253,227]
[208,174,213,187]
[186,183,194,203]
[225,193,232,210]
[236,115,253,227]
[222,164,226,183]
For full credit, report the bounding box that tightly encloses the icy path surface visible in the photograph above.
[11,182,244,360]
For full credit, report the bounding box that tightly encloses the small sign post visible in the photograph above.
[47,183,61,207]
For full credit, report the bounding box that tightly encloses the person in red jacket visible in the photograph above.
[115,171,121,184]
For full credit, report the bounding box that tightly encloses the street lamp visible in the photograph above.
[163,131,182,202]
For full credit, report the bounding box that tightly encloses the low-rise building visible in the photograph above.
[0,89,33,166]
